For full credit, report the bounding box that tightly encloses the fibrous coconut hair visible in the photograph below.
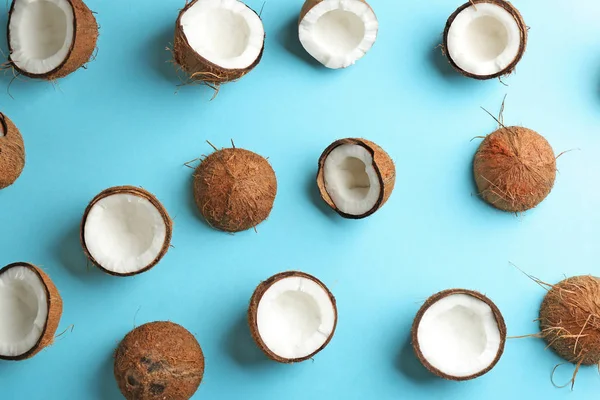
[0,113,25,189]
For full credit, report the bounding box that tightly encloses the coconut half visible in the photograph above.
[80,186,172,277]
[298,0,378,69]
[411,289,506,380]
[0,262,63,361]
[248,271,337,363]
[0,113,25,190]
[443,0,527,79]
[8,0,98,80]
[174,0,265,86]
[317,138,395,218]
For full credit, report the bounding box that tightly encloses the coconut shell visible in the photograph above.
[0,262,63,361]
[193,147,277,232]
[539,276,600,365]
[114,321,205,400]
[0,113,25,189]
[173,0,264,85]
[248,271,338,363]
[8,0,98,80]
[299,0,374,24]
[411,288,506,381]
[442,0,527,80]
[316,138,395,219]
[80,186,173,276]
[473,126,556,212]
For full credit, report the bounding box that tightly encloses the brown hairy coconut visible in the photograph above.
[411,289,506,381]
[7,0,98,80]
[0,113,25,189]
[442,0,527,80]
[248,271,338,363]
[173,0,265,88]
[80,186,173,276]
[0,262,63,361]
[317,138,395,219]
[193,146,277,232]
[473,126,556,212]
[114,321,205,400]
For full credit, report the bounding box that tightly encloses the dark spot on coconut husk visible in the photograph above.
[473,126,556,212]
[114,321,204,400]
[193,147,277,232]
[0,113,25,190]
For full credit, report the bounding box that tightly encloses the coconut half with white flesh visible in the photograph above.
[443,0,527,79]
[81,186,172,277]
[0,113,25,190]
[411,289,506,380]
[317,138,395,219]
[8,0,98,80]
[298,0,378,69]
[248,271,337,363]
[173,0,265,86]
[0,262,63,361]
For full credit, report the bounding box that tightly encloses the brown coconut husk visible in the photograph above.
[7,0,98,80]
[80,186,173,276]
[299,0,375,24]
[247,271,338,363]
[0,262,63,361]
[316,138,395,219]
[0,113,25,189]
[411,288,507,381]
[173,0,264,89]
[442,0,527,80]
[193,146,277,232]
[473,126,556,212]
[114,321,205,400]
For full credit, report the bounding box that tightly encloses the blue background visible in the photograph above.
[0,0,599,398]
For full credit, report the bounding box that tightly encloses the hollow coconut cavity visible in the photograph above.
[473,126,556,212]
[174,0,265,86]
[0,113,25,190]
[0,262,62,361]
[443,0,527,79]
[114,321,205,400]
[81,186,172,277]
[193,146,277,232]
[412,289,506,380]
[299,0,378,69]
[317,138,395,218]
[8,0,98,80]
[248,271,337,363]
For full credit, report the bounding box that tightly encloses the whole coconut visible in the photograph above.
[0,113,25,189]
[114,321,204,400]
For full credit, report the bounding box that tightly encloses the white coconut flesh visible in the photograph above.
[417,294,502,378]
[180,0,264,70]
[446,3,521,76]
[323,144,381,215]
[257,276,336,359]
[83,193,167,275]
[0,266,48,357]
[9,0,74,75]
[299,0,378,69]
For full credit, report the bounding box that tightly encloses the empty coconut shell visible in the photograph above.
[0,113,25,189]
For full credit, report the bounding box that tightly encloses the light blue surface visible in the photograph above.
[1,0,599,398]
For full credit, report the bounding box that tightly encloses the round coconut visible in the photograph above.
[473,126,556,212]
[0,113,25,189]
[442,0,527,80]
[0,262,63,361]
[316,138,395,219]
[80,186,173,276]
[193,147,277,232]
[114,321,205,400]
[411,288,506,381]
[8,0,98,80]
[248,271,338,363]
[539,276,600,365]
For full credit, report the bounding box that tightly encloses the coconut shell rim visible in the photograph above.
[248,271,338,363]
[80,185,173,277]
[410,288,507,381]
